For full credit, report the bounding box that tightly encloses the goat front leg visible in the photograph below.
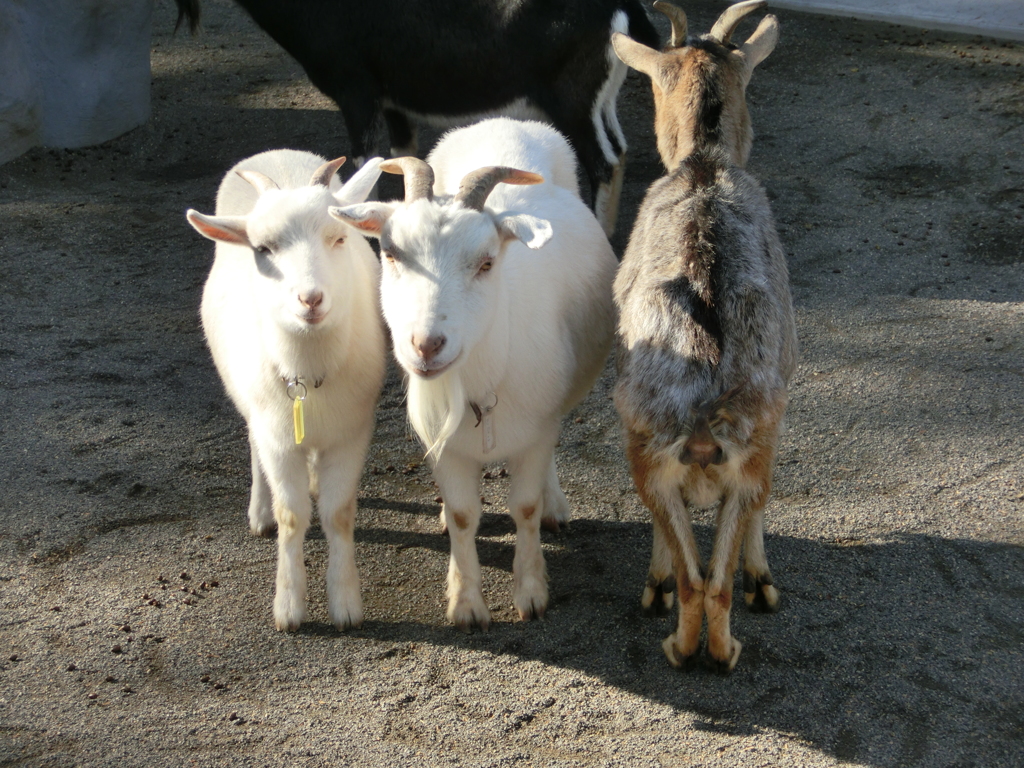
[315,436,372,631]
[743,505,780,614]
[642,521,675,616]
[434,453,488,632]
[259,440,313,631]
[247,433,276,537]
[507,441,557,620]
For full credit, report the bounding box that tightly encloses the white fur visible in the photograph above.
[331,118,617,630]
[186,149,387,632]
[428,119,582,199]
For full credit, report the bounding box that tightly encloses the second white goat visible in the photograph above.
[331,118,617,630]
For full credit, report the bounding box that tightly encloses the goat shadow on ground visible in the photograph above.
[289,499,1024,768]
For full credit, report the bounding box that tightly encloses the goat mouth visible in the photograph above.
[300,312,327,326]
[409,353,460,380]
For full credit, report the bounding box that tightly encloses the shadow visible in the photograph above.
[338,510,1024,766]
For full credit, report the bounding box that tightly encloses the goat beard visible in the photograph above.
[407,369,466,462]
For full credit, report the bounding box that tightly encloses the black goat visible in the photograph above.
[174,0,659,235]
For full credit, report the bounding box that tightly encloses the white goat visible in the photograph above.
[186,149,387,632]
[331,118,617,631]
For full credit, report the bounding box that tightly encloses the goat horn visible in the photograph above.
[709,0,766,44]
[236,170,279,194]
[653,1,687,49]
[379,157,434,202]
[454,167,544,212]
[309,156,347,187]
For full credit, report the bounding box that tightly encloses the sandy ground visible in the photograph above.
[1,1,1022,766]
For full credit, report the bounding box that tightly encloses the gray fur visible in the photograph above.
[614,149,796,451]
[611,1,795,672]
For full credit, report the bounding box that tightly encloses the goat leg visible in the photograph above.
[642,519,675,616]
[435,454,489,633]
[508,443,555,621]
[261,444,313,632]
[743,505,780,613]
[247,433,276,537]
[704,492,749,673]
[316,440,370,631]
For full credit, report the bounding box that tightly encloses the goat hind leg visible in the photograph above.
[704,493,749,673]
[627,432,703,667]
[247,434,276,537]
[540,454,570,533]
[660,504,705,670]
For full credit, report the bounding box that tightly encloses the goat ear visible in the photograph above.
[186,210,252,247]
[611,33,664,83]
[336,157,384,204]
[739,14,779,72]
[328,202,394,236]
[495,213,552,250]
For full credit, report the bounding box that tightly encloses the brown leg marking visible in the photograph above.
[451,511,470,531]
[521,505,535,521]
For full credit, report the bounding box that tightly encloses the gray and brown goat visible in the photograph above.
[611,0,797,673]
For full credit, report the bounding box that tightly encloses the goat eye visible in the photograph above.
[477,259,493,274]
[254,245,272,256]
[382,250,396,263]
[333,236,346,248]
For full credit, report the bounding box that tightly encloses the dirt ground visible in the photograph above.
[1,1,1023,766]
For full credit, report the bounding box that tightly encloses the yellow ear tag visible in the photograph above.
[286,379,308,445]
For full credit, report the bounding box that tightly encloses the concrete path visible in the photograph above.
[771,0,1024,40]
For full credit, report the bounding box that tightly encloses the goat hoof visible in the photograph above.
[662,636,700,670]
[454,616,490,634]
[274,616,302,632]
[449,593,490,634]
[251,522,278,539]
[540,517,564,534]
[329,604,364,632]
[705,638,742,675]
[744,578,780,614]
[517,600,546,622]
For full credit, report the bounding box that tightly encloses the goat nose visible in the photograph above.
[412,334,446,362]
[299,291,323,310]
